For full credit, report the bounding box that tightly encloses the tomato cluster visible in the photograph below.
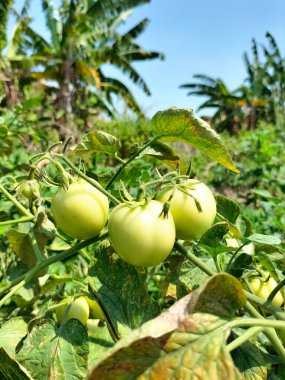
[51,177,216,267]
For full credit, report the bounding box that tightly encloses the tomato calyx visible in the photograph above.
[160,201,171,219]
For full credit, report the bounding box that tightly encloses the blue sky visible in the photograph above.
[10,0,285,117]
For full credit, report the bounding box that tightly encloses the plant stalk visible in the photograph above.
[106,136,159,189]
[54,154,121,205]
[227,326,264,352]
[0,232,108,300]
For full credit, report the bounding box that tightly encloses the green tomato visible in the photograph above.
[85,297,105,320]
[156,179,216,240]
[87,319,100,335]
[56,296,89,325]
[248,277,283,308]
[19,180,40,200]
[108,200,176,267]
[51,179,109,240]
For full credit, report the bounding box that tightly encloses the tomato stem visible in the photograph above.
[0,280,27,308]
[0,215,34,226]
[230,317,285,330]
[245,301,285,363]
[225,243,246,272]
[0,183,33,217]
[227,326,264,353]
[174,241,214,276]
[245,290,285,321]
[0,231,108,300]
[106,136,160,190]
[54,154,121,205]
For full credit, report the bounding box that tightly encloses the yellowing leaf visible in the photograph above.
[151,108,240,174]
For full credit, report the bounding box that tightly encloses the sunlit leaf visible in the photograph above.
[246,234,281,246]
[17,318,88,380]
[89,273,245,379]
[216,195,240,224]
[151,108,240,173]
[71,130,121,157]
[143,140,179,161]
[0,317,28,358]
[0,348,33,380]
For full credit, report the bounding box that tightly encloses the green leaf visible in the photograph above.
[0,317,28,358]
[240,216,253,238]
[216,195,240,224]
[0,348,33,380]
[252,189,281,204]
[228,253,253,278]
[143,140,180,161]
[71,130,121,158]
[0,124,8,137]
[7,207,55,273]
[7,229,37,270]
[88,324,114,369]
[232,340,280,380]
[88,241,160,338]
[170,254,215,295]
[6,263,40,306]
[151,108,240,173]
[17,318,88,380]
[246,234,281,246]
[255,251,282,287]
[199,222,230,257]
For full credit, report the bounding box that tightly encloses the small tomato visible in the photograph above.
[19,180,40,200]
[55,296,89,325]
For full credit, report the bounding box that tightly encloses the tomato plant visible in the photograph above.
[157,179,216,240]
[108,200,176,266]
[55,296,90,325]
[1,108,285,380]
[51,178,109,240]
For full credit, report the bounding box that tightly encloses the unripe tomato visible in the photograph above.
[87,319,100,334]
[19,180,40,200]
[108,200,176,267]
[51,179,109,240]
[85,297,105,320]
[248,277,283,308]
[157,179,216,240]
[56,296,89,325]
